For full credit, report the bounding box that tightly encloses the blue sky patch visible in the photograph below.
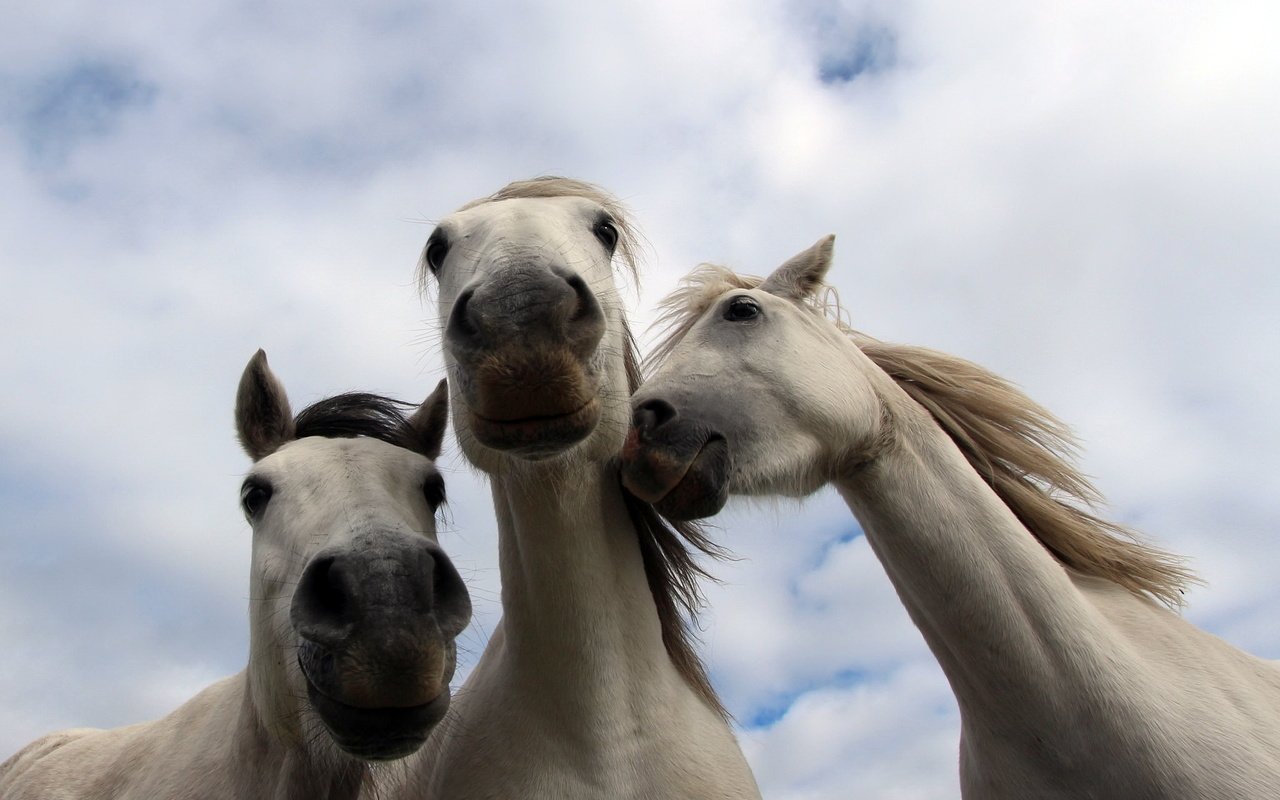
[819,27,898,84]
[745,666,872,728]
[9,59,157,167]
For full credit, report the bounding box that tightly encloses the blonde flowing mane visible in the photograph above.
[651,265,1195,608]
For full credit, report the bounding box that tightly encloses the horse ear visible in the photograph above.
[759,235,836,300]
[409,379,449,460]
[235,349,295,461]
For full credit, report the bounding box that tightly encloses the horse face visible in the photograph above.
[622,241,884,520]
[245,437,471,760]
[424,195,631,472]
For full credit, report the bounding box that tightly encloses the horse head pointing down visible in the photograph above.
[236,350,472,761]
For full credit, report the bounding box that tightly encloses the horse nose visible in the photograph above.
[291,532,472,649]
[633,398,678,436]
[292,553,357,648]
[445,264,604,360]
[446,286,481,344]
[424,540,472,639]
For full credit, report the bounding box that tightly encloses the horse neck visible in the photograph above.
[234,672,369,800]
[488,457,676,712]
[832,383,1126,716]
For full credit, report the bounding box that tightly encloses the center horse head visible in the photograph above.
[235,350,472,761]
[421,177,646,471]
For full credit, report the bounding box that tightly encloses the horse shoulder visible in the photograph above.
[0,728,99,798]
[0,724,157,800]
[0,675,250,800]
[1077,574,1280,780]
[1080,574,1280,694]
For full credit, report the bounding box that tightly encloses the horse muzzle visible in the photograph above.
[290,530,471,759]
[620,399,733,520]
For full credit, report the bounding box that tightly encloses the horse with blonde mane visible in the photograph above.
[620,237,1280,799]
[0,351,472,800]
[397,178,760,799]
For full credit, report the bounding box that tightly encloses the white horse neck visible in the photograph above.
[408,459,760,799]
[0,672,369,800]
[490,462,671,694]
[833,381,1280,798]
[834,394,1112,707]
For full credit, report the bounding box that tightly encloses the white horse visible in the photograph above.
[397,178,761,799]
[620,237,1280,799]
[0,350,472,800]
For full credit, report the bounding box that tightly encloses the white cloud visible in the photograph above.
[2,0,1278,797]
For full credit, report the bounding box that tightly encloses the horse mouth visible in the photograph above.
[620,431,731,521]
[469,399,600,456]
[301,666,450,761]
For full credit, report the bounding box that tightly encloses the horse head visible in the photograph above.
[421,177,643,474]
[621,235,888,519]
[235,350,472,760]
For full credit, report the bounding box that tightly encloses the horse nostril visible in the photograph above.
[633,398,678,433]
[446,287,481,342]
[564,273,594,323]
[430,551,473,638]
[292,555,354,647]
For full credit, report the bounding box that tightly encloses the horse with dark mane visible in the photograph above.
[0,351,471,800]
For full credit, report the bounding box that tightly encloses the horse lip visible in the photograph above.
[652,434,731,521]
[473,399,595,426]
[619,430,689,504]
[300,660,450,760]
[622,432,728,511]
[468,399,600,455]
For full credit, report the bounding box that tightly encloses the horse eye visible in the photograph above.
[724,296,761,322]
[240,480,273,519]
[423,473,447,511]
[425,235,450,274]
[593,218,619,253]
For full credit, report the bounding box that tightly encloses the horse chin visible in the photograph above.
[295,642,454,761]
[304,678,450,761]
[621,432,732,521]
[467,401,601,458]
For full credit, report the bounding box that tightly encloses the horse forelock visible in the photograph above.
[289,393,421,453]
[650,264,1195,608]
[647,263,846,371]
[417,176,646,293]
[647,264,763,373]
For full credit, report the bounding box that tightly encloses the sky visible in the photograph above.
[1,0,1278,797]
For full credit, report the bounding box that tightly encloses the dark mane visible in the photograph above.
[621,318,731,720]
[291,392,418,450]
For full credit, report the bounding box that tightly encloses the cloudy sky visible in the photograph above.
[2,0,1277,797]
